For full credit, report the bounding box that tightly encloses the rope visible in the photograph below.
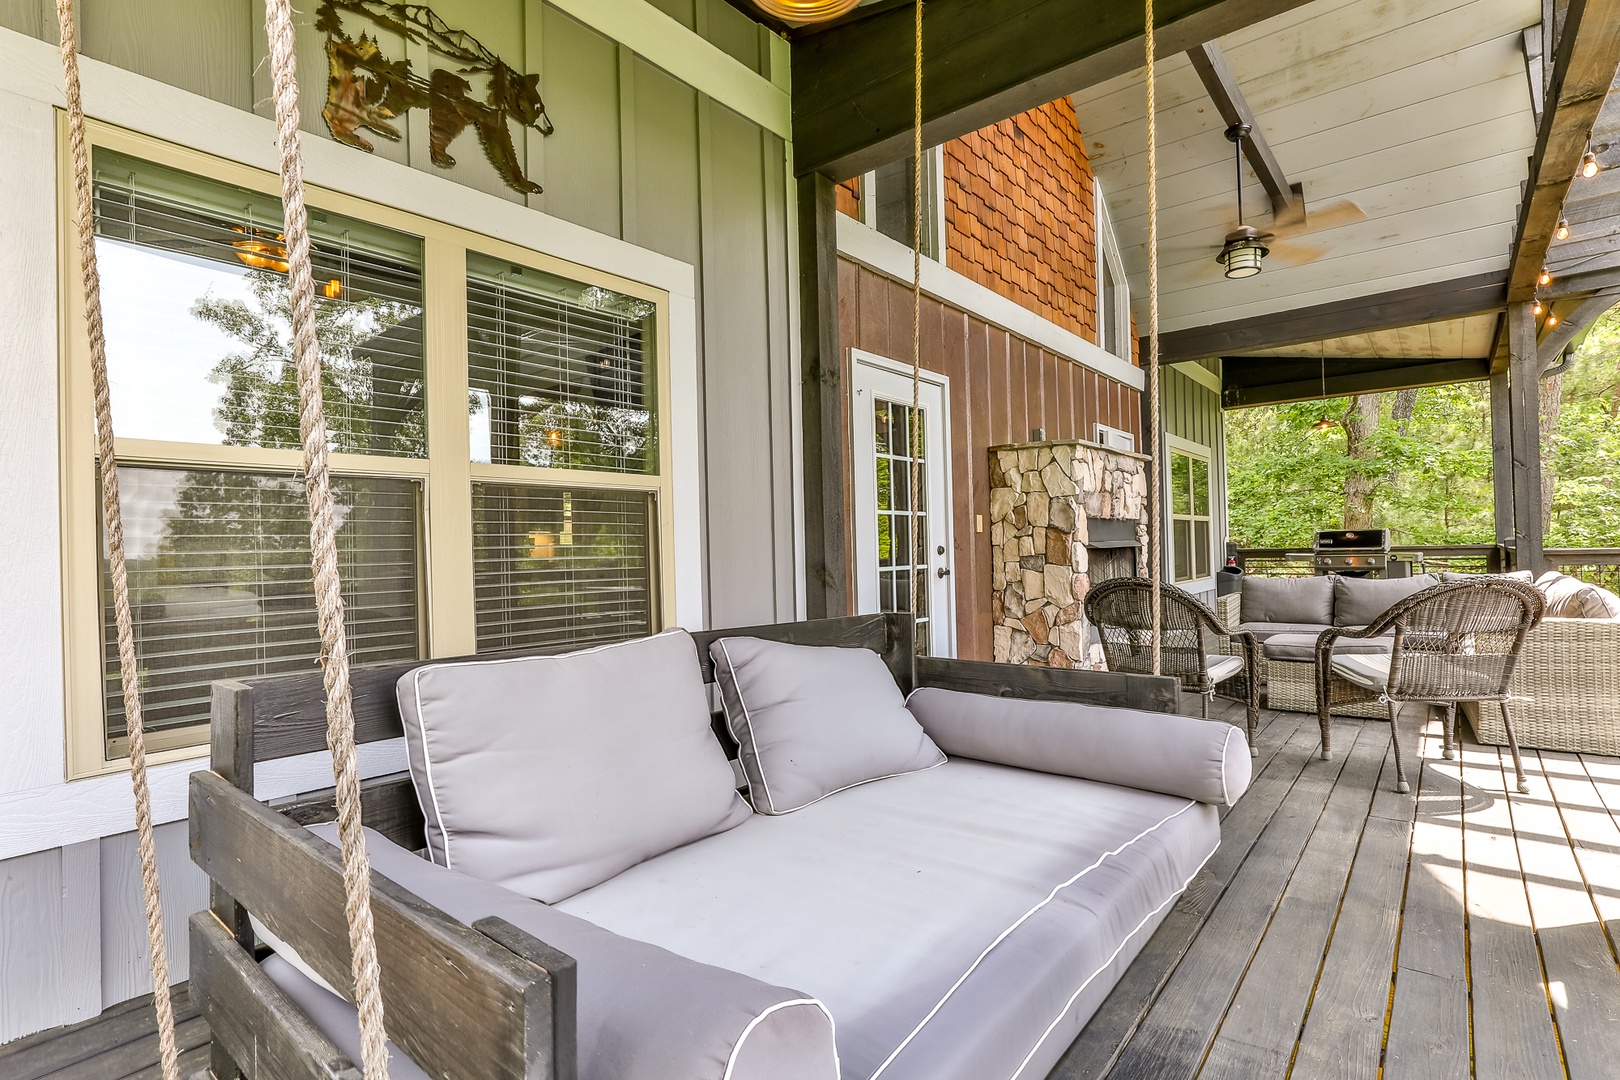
[1144,0,1163,674]
[53,6,179,1078]
[262,1,391,1076]
[909,0,924,631]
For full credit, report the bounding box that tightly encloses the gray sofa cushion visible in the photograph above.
[1238,620,1333,641]
[398,629,750,902]
[262,824,838,1080]
[1536,571,1620,618]
[710,637,944,814]
[1262,631,1393,663]
[555,758,1219,1080]
[905,687,1250,806]
[1241,575,1334,624]
[1441,570,1534,584]
[1332,573,1441,627]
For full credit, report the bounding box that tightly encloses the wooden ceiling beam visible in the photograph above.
[1504,0,1620,302]
[1220,357,1492,408]
[1154,270,1507,361]
[1186,40,1302,222]
[789,0,1317,180]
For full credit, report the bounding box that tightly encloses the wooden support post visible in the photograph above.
[1489,371,1514,557]
[798,172,849,617]
[1506,302,1545,575]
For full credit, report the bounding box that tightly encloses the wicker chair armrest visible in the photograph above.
[1214,592,1242,632]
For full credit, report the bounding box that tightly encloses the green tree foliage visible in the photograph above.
[1226,308,1620,549]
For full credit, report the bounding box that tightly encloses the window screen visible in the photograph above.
[102,467,421,752]
[91,148,425,455]
[472,483,655,653]
[467,253,657,474]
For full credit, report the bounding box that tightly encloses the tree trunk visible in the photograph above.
[1540,369,1563,533]
[1342,393,1381,529]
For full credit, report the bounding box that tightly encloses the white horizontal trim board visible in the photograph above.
[1172,362,1222,394]
[836,215,1146,391]
[549,0,790,139]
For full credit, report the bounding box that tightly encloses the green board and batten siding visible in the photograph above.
[0,0,797,1042]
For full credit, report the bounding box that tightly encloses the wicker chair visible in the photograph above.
[1085,577,1261,755]
[1315,580,1545,794]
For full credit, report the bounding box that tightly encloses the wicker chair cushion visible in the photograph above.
[1240,575,1333,624]
[1332,574,1441,626]
[1262,632,1391,663]
[1206,654,1245,684]
[1330,653,1391,691]
[1238,621,1335,641]
[1536,571,1620,618]
[1440,570,1534,584]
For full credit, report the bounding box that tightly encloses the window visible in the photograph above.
[1169,449,1213,584]
[858,147,945,261]
[61,123,671,776]
[1096,192,1131,359]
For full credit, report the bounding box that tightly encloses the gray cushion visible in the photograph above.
[1239,620,1333,641]
[1441,570,1534,584]
[1262,631,1393,663]
[555,758,1219,1080]
[710,637,944,815]
[1240,575,1334,624]
[398,629,750,903]
[1535,571,1620,618]
[905,687,1251,806]
[1332,573,1441,627]
[263,824,838,1080]
[1330,653,1391,691]
[1206,654,1246,685]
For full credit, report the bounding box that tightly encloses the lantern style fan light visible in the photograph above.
[1216,124,1271,279]
[751,0,860,21]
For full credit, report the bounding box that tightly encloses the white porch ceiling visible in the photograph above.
[1072,0,1539,339]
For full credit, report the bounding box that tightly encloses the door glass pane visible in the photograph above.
[467,253,658,474]
[874,399,929,653]
[1191,457,1210,515]
[1171,453,1193,516]
[472,483,655,652]
[103,467,421,751]
[1173,519,1193,582]
[92,148,426,455]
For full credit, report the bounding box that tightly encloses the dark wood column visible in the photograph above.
[1506,301,1545,574]
[1489,370,1514,552]
[799,172,849,616]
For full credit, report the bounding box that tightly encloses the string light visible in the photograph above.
[1547,311,1559,327]
[1581,151,1600,178]
[1539,267,1553,286]
[1556,219,1570,240]
[1533,298,1543,316]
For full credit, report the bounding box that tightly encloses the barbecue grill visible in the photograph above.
[1313,529,1391,577]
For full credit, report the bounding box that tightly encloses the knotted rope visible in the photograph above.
[54,5,179,1078]
[908,0,925,629]
[1145,0,1164,673]
[262,0,390,1075]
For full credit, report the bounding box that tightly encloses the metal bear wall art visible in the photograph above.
[317,0,554,194]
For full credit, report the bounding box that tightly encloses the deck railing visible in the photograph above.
[1231,545,1620,585]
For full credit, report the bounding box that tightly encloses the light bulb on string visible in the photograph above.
[1556,219,1570,240]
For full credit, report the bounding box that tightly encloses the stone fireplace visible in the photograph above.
[989,440,1150,668]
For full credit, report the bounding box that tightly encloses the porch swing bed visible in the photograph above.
[190,613,1251,1080]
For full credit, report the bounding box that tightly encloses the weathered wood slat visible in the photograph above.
[190,912,360,1080]
[1195,720,1388,1079]
[273,775,427,854]
[1100,720,1366,1080]
[1049,707,1316,1080]
[1382,723,1469,1080]
[0,988,199,1080]
[916,656,1181,714]
[1503,746,1620,1079]
[44,1015,210,1080]
[189,772,560,1080]
[1456,741,1564,1080]
[474,919,579,1080]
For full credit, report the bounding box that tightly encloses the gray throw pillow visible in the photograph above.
[1332,573,1440,627]
[1240,574,1334,624]
[1536,571,1620,618]
[710,637,945,814]
[398,629,751,903]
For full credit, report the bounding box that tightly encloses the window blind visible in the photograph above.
[91,147,426,456]
[466,253,657,474]
[472,483,655,653]
[102,467,421,750]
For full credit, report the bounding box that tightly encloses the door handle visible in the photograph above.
[936,567,951,578]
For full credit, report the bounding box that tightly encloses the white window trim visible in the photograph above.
[0,35,704,854]
[855,146,948,262]
[1094,185,1131,361]
[1164,433,1216,595]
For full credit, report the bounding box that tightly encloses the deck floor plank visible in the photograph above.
[0,989,198,1080]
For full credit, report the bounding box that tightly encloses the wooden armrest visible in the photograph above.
[915,656,1181,715]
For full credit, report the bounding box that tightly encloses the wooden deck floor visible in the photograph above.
[5,702,1619,1079]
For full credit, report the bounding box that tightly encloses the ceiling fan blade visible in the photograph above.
[1271,199,1367,240]
[1265,237,1329,266]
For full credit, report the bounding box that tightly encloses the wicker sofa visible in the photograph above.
[1464,570,1620,755]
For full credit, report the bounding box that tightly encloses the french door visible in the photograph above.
[850,350,955,656]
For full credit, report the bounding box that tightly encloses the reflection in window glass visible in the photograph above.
[467,253,657,474]
[91,148,426,455]
[102,467,421,751]
[472,483,655,652]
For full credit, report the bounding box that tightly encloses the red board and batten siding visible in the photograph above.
[838,260,1141,661]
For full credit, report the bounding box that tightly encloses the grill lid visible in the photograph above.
[1314,529,1391,552]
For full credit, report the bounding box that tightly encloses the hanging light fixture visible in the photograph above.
[1310,356,1334,433]
[1216,123,1269,279]
[750,0,860,22]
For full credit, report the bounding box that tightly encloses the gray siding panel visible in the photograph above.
[98,821,208,1009]
[536,6,624,235]
[0,843,100,1041]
